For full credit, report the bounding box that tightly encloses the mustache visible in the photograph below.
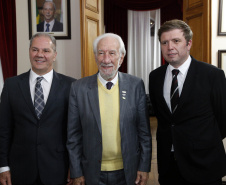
[100,63,114,67]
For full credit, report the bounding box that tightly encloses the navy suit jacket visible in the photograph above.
[67,72,152,185]
[37,19,63,32]
[0,70,75,184]
[149,57,226,184]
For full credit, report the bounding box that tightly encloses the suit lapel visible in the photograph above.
[174,58,197,115]
[157,65,172,116]
[118,72,129,131]
[87,74,102,135]
[19,71,37,119]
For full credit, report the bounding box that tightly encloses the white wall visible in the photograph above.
[16,0,81,79]
[211,0,226,67]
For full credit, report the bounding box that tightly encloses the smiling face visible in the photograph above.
[95,37,124,81]
[29,36,57,75]
[160,29,192,68]
[42,2,55,22]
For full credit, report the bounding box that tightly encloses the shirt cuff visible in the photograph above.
[0,166,10,173]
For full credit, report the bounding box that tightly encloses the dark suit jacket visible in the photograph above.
[37,19,63,32]
[149,57,226,184]
[0,70,75,185]
[67,72,152,185]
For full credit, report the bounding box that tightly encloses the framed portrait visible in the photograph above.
[218,0,226,35]
[28,0,71,39]
[218,50,226,73]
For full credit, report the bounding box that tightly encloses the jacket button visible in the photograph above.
[98,160,101,163]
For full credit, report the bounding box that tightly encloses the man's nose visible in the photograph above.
[168,41,174,50]
[36,50,44,57]
[103,53,111,63]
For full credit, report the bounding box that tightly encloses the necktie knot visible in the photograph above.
[37,77,44,83]
[106,82,113,90]
[172,69,179,76]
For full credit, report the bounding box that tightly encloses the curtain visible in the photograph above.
[0,58,3,95]
[104,0,183,71]
[104,2,128,73]
[0,0,17,81]
[127,9,161,93]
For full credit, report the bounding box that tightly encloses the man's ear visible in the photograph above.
[119,54,124,66]
[187,39,192,50]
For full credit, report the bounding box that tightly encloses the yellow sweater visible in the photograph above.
[98,79,123,171]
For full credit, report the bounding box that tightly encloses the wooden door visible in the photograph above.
[183,0,211,63]
[80,0,103,77]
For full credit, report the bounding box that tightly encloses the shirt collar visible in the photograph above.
[30,69,53,83]
[44,19,55,26]
[97,72,119,87]
[168,55,191,75]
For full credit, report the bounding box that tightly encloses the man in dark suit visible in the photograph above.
[37,1,63,32]
[67,33,152,185]
[0,33,75,185]
[149,19,226,185]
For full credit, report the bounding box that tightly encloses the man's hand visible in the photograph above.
[72,176,85,185]
[135,171,149,185]
[66,169,73,185]
[0,171,12,185]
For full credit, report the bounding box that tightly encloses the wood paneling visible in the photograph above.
[86,0,99,13]
[183,0,211,63]
[80,0,103,77]
[85,17,99,76]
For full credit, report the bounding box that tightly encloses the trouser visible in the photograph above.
[99,169,126,185]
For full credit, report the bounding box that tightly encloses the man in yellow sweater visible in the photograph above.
[67,33,152,185]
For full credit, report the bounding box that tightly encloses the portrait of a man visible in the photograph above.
[37,0,63,32]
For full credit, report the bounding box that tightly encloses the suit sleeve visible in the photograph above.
[211,69,226,139]
[137,79,152,172]
[67,82,83,178]
[0,80,13,167]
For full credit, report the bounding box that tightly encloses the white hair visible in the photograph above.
[93,33,126,57]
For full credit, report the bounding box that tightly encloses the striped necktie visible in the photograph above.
[170,69,180,113]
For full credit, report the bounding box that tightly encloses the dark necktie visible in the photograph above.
[106,82,113,90]
[46,23,50,32]
[170,69,180,113]
[34,77,45,119]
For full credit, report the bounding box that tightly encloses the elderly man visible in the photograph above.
[0,33,75,185]
[67,33,152,185]
[37,1,63,32]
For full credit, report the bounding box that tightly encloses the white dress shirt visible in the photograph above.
[29,69,53,104]
[98,72,118,89]
[0,69,53,173]
[44,19,55,32]
[163,55,191,151]
[163,55,191,112]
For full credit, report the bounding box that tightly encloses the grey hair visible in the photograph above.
[29,33,56,52]
[93,33,126,57]
[43,1,56,11]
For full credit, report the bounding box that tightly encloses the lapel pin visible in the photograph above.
[122,91,126,99]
